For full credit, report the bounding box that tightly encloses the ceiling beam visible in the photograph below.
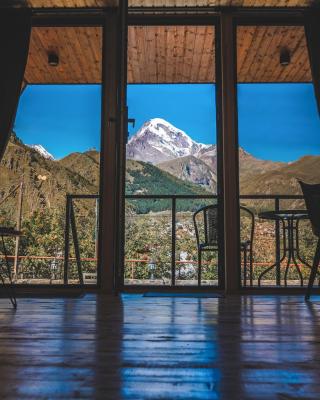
[28,6,308,27]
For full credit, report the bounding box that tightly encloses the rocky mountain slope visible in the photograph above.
[126,158,208,196]
[59,151,100,187]
[1,118,318,220]
[0,134,98,220]
[158,155,217,192]
[126,118,211,164]
[27,144,55,160]
[0,132,210,219]
[238,148,283,180]
[127,118,283,191]
[240,155,320,195]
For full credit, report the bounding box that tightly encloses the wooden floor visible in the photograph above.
[0,294,319,399]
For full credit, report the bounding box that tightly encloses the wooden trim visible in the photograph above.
[116,0,128,293]
[32,13,105,27]
[29,7,307,28]
[21,79,28,94]
[238,287,320,295]
[128,15,220,26]
[98,11,119,294]
[122,286,225,293]
[127,11,303,27]
[220,12,240,294]
[4,284,320,296]
[304,10,320,115]
[215,19,225,290]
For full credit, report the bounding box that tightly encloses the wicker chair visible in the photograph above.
[193,204,254,286]
[298,180,320,300]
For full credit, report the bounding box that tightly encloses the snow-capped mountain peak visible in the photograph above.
[135,118,193,146]
[28,144,54,160]
[127,118,212,164]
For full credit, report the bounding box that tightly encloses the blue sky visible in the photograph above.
[238,84,320,161]
[14,85,102,159]
[14,83,320,161]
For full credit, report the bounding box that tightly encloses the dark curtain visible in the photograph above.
[0,9,31,160]
[305,11,320,116]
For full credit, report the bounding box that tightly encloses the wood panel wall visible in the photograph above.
[24,25,311,84]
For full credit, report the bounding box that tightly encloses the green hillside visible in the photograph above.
[59,151,100,188]
[126,159,212,213]
[0,133,97,224]
[240,155,320,196]
[2,133,319,219]
[0,134,213,219]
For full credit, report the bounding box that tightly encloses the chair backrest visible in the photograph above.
[193,204,218,247]
[240,205,255,245]
[193,204,255,248]
[299,180,320,237]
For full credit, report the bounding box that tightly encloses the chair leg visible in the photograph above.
[1,235,17,309]
[198,250,202,287]
[243,247,247,287]
[305,239,320,301]
[249,246,253,287]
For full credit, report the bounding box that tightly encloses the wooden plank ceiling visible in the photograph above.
[24,25,311,84]
[22,0,315,7]
[128,26,215,83]
[237,26,311,83]
[25,27,102,84]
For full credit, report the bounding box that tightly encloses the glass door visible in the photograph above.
[124,23,222,288]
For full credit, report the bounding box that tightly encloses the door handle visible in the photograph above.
[127,114,135,143]
[128,118,135,128]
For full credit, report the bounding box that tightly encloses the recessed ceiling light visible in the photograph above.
[48,52,59,67]
[280,48,290,67]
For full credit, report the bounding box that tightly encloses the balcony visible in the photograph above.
[1,193,317,289]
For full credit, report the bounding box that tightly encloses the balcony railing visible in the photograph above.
[2,193,315,286]
[60,193,317,288]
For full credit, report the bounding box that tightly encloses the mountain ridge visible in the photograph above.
[0,132,211,218]
[127,118,285,190]
[127,118,211,164]
[1,119,318,220]
[158,155,217,192]
[27,144,55,160]
[240,154,320,195]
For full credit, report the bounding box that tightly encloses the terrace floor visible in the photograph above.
[0,293,319,399]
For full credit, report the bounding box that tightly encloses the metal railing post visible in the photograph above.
[275,197,281,286]
[63,195,71,285]
[13,181,24,279]
[95,197,99,261]
[70,202,84,286]
[171,197,176,286]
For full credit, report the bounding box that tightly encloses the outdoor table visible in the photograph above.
[257,210,310,287]
[0,227,22,308]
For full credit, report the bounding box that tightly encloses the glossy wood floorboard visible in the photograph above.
[0,294,319,400]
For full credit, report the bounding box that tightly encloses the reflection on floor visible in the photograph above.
[0,294,319,399]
